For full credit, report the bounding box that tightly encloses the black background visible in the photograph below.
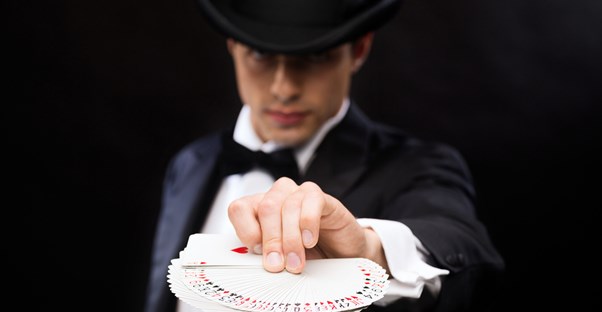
[6,0,601,311]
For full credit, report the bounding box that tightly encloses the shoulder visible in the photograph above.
[165,131,223,174]
[371,119,466,167]
[340,102,468,168]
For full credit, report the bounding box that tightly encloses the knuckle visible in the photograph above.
[262,236,282,248]
[227,198,246,217]
[274,176,290,184]
[257,198,280,218]
[300,181,321,192]
[275,176,298,189]
[282,236,299,249]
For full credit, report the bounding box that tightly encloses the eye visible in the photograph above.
[305,52,330,63]
[250,49,273,61]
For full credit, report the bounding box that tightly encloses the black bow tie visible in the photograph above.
[219,133,300,182]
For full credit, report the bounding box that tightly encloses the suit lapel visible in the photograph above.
[147,134,222,312]
[304,104,374,198]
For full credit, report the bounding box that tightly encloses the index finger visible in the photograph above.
[228,192,264,254]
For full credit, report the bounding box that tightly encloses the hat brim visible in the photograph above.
[196,0,402,54]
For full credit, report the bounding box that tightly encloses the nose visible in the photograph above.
[270,60,301,104]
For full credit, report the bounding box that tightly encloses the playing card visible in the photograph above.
[180,233,262,267]
[178,258,387,312]
[169,234,390,312]
[168,260,242,311]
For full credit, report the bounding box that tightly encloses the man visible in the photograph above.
[145,1,505,312]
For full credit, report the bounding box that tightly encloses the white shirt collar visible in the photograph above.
[233,98,350,175]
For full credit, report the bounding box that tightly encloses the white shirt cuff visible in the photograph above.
[356,218,449,304]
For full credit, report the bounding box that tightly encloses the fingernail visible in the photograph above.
[253,244,262,254]
[286,252,301,269]
[266,252,282,267]
[302,229,313,246]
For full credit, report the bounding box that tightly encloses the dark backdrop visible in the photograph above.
[7,0,601,311]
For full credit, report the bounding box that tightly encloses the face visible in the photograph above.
[228,35,373,147]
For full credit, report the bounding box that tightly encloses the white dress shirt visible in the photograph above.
[177,99,448,312]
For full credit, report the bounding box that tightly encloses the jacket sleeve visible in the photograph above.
[386,142,505,311]
[345,139,505,312]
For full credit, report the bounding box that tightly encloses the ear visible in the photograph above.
[351,32,374,73]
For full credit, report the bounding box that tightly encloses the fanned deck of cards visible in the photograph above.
[168,234,390,312]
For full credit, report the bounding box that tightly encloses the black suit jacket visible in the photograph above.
[145,103,505,312]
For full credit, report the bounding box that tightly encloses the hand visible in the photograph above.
[228,177,388,274]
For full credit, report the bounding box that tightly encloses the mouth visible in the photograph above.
[265,109,308,126]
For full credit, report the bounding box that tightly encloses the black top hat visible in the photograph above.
[196,0,403,54]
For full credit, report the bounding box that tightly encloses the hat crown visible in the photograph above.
[197,0,402,53]
[233,0,370,27]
